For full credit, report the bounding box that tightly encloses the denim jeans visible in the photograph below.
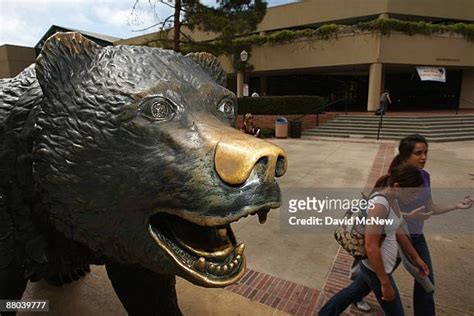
[319,263,404,316]
[410,234,435,316]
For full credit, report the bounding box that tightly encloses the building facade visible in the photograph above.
[0,45,36,79]
[236,0,474,111]
[0,25,119,79]
[120,0,474,111]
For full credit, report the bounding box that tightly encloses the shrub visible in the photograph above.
[316,24,340,39]
[268,30,297,43]
[260,128,275,138]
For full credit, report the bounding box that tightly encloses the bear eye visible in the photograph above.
[140,97,175,121]
[217,98,235,118]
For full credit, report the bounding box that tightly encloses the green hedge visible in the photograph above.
[357,19,474,39]
[237,96,328,115]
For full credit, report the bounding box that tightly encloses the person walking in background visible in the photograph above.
[355,134,473,315]
[376,89,392,115]
[386,134,473,315]
[319,165,430,316]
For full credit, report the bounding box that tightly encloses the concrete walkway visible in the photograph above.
[20,138,474,315]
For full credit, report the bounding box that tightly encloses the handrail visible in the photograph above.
[459,97,474,106]
[292,98,348,123]
[376,111,384,140]
[456,98,474,114]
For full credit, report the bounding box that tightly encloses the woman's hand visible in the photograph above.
[455,195,474,210]
[414,257,430,277]
[404,206,433,220]
[381,282,396,301]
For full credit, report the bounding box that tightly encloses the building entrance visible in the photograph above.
[239,69,463,112]
[384,70,462,111]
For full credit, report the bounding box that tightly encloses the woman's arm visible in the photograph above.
[396,230,429,277]
[428,195,473,215]
[401,206,433,220]
[365,204,393,300]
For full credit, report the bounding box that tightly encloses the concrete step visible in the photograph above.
[312,126,474,133]
[334,114,474,118]
[319,122,474,130]
[331,121,474,127]
[304,129,474,138]
[302,132,474,142]
[331,116,474,121]
[332,117,474,124]
[331,114,474,118]
[304,114,474,142]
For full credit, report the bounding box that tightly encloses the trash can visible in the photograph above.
[275,117,288,138]
[289,120,302,138]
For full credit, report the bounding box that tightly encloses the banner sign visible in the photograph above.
[416,67,446,82]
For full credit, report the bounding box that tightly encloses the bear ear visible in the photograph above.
[186,52,227,87]
[35,32,100,91]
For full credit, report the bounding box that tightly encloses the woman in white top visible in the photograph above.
[319,165,430,316]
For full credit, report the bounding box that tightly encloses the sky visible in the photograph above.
[0,0,297,47]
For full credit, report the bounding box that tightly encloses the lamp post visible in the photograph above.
[240,49,249,63]
[237,50,249,98]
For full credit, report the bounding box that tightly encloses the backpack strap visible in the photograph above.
[366,193,391,219]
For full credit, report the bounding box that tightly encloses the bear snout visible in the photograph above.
[214,136,287,186]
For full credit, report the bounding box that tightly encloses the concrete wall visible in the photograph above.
[387,0,474,22]
[219,32,380,74]
[258,0,387,32]
[114,26,216,46]
[220,32,474,74]
[0,45,35,79]
[115,33,168,46]
[460,69,474,109]
[0,46,13,78]
[260,0,474,32]
[379,33,474,67]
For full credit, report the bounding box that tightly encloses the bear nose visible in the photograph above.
[214,137,287,185]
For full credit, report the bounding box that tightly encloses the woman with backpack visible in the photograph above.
[384,134,473,315]
[319,164,430,316]
[347,134,473,315]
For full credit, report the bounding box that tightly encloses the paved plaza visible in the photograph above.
[20,137,474,315]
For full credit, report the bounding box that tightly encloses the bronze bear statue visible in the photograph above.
[0,32,287,315]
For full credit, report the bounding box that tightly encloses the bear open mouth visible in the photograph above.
[148,208,270,287]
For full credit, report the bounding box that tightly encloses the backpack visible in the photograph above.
[334,193,391,259]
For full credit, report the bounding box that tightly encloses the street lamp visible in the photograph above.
[239,50,249,97]
[240,50,248,63]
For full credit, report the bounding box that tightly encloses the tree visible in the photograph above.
[131,0,267,53]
